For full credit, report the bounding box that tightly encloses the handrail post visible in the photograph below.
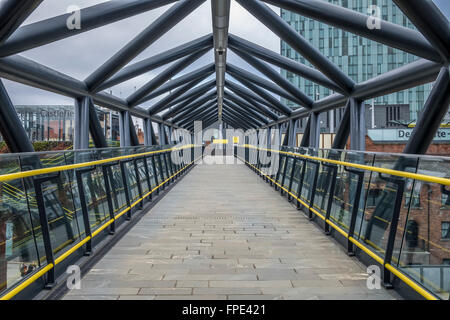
[378,172,405,289]
[33,173,61,288]
[133,158,143,209]
[306,159,320,220]
[343,166,365,255]
[119,161,132,220]
[287,157,298,202]
[321,162,338,235]
[101,164,116,234]
[296,158,307,210]
[75,167,97,255]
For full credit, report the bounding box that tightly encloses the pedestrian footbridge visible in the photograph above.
[0,145,448,300]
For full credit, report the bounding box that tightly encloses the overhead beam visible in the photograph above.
[176,101,217,125]
[223,95,269,124]
[226,63,304,106]
[223,105,262,127]
[0,79,34,152]
[139,63,215,102]
[171,94,217,123]
[164,89,217,121]
[97,35,213,91]
[0,0,177,56]
[393,0,450,62]
[225,81,279,120]
[235,0,354,94]
[211,0,231,121]
[128,47,210,107]
[0,0,42,44]
[404,66,450,154]
[85,0,206,92]
[262,0,441,62]
[228,34,343,93]
[227,68,292,116]
[147,74,211,115]
[181,107,217,128]
[230,49,313,108]
[0,54,178,127]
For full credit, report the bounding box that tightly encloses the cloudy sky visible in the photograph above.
[2,0,450,113]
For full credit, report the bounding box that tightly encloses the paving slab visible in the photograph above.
[63,157,398,300]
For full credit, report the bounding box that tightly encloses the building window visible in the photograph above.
[443,259,450,265]
[442,222,450,240]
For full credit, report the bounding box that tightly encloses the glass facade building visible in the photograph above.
[280,0,433,123]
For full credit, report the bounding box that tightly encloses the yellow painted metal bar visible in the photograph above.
[0,153,199,300]
[239,153,440,301]
[0,145,195,182]
[245,145,450,186]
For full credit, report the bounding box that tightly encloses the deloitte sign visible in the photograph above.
[368,128,450,142]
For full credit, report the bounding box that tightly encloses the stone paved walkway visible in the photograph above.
[64,156,398,300]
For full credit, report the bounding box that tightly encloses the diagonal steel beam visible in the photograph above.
[235,0,354,94]
[97,34,213,91]
[162,83,216,119]
[0,0,42,44]
[223,99,268,125]
[177,101,217,126]
[223,105,262,127]
[0,54,177,127]
[227,63,306,107]
[393,0,450,62]
[139,63,215,102]
[128,47,210,107]
[222,114,251,130]
[228,34,343,93]
[227,68,292,116]
[230,49,313,108]
[169,91,217,122]
[223,95,268,124]
[223,108,257,129]
[147,77,208,115]
[262,0,441,62]
[0,0,178,56]
[85,0,206,92]
[181,107,217,128]
[225,81,279,120]
[404,67,450,154]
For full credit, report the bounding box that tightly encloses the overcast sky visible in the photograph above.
[2,0,450,113]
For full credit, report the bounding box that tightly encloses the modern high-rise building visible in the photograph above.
[280,0,433,128]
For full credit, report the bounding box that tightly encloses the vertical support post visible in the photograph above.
[87,98,108,148]
[332,102,350,149]
[119,111,131,147]
[309,112,320,148]
[349,97,365,151]
[159,123,166,146]
[0,80,34,152]
[74,97,90,150]
[300,117,310,148]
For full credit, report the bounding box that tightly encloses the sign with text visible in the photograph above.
[368,128,450,142]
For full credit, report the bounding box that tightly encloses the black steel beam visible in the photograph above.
[97,34,213,91]
[223,105,262,128]
[0,0,42,44]
[352,59,443,100]
[223,95,269,124]
[222,109,255,129]
[170,92,217,123]
[163,87,217,120]
[177,101,217,125]
[139,64,215,102]
[128,47,210,107]
[0,0,178,56]
[404,67,450,154]
[331,101,350,149]
[223,114,250,130]
[236,0,354,94]
[147,75,210,115]
[300,117,310,147]
[230,49,313,108]
[0,54,177,127]
[393,0,450,62]
[228,34,344,94]
[262,0,441,62]
[129,115,140,146]
[225,81,279,120]
[182,107,217,128]
[226,63,303,106]
[227,69,292,116]
[88,99,108,148]
[85,0,206,91]
[0,79,34,152]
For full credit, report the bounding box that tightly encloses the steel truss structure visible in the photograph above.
[0,0,449,154]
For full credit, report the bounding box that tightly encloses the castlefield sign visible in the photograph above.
[368,129,450,142]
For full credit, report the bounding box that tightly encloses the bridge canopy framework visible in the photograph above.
[0,0,448,154]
